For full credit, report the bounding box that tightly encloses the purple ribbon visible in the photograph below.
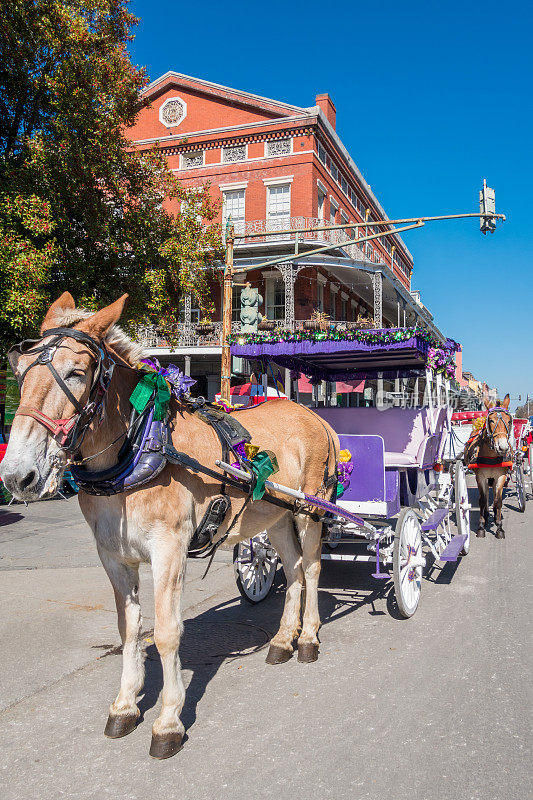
[140,358,196,399]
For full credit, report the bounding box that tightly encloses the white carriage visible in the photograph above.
[230,330,472,617]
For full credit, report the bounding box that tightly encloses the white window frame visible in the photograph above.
[266,182,291,229]
[265,276,286,322]
[317,183,327,222]
[222,187,246,236]
[330,196,339,225]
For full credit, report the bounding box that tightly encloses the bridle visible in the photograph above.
[483,406,513,451]
[8,327,115,457]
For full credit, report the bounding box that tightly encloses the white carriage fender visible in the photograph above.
[401,556,426,569]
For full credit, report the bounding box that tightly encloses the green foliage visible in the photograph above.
[0,0,222,349]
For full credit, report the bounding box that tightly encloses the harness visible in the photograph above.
[8,327,115,456]
[9,328,328,562]
[465,406,513,471]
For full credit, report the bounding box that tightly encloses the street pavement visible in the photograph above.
[0,484,531,800]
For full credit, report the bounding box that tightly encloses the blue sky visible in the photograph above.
[128,0,531,403]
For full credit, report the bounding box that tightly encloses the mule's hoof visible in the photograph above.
[297,642,319,663]
[265,644,292,664]
[104,713,138,739]
[495,529,505,539]
[149,732,183,760]
[476,529,486,538]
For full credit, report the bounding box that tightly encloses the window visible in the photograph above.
[178,297,200,324]
[317,188,326,221]
[223,189,245,235]
[222,144,247,163]
[317,142,327,165]
[317,281,324,311]
[330,199,338,225]
[329,290,336,321]
[341,298,347,321]
[330,163,338,182]
[340,210,349,236]
[232,285,242,324]
[351,303,357,322]
[265,277,285,321]
[267,138,291,156]
[341,176,348,195]
[267,184,291,229]
[180,151,204,169]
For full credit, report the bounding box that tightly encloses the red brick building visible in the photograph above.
[127,72,441,399]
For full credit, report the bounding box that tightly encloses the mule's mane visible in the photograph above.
[50,307,144,366]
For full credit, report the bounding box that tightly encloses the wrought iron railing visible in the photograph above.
[235,217,372,262]
[132,318,368,350]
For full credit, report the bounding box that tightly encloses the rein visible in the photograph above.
[8,327,117,456]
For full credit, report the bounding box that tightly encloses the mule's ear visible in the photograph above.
[501,393,510,409]
[78,295,129,341]
[483,395,492,411]
[40,292,76,333]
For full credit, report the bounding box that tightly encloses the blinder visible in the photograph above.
[484,406,513,451]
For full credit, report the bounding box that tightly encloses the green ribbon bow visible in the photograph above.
[129,371,171,421]
[251,450,279,501]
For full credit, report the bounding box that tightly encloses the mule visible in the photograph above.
[0,292,339,759]
[465,395,513,540]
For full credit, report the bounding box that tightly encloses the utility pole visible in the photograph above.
[220,223,234,401]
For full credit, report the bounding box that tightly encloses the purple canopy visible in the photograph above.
[231,330,455,382]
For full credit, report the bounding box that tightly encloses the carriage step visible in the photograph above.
[439,534,468,561]
[421,507,450,532]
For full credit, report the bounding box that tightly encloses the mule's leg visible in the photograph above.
[99,549,144,738]
[149,535,188,759]
[295,517,323,663]
[476,475,488,537]
[494,472,507,539]
[265,516,304,664]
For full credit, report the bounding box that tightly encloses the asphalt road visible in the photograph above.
[0,484,531,800]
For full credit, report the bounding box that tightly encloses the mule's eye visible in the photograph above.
[66,369,85,381]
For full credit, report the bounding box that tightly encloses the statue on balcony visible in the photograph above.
[240,283,263,333]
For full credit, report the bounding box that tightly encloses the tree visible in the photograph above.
[0,0,222,350]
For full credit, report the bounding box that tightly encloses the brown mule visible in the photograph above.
[0,293,338,758]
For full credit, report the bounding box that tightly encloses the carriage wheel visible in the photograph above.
[233,532,279,604]
[514,459,526,513]
[393,508,423,619]
[454,462,471,555]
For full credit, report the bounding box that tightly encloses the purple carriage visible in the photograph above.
[229,329,471,617]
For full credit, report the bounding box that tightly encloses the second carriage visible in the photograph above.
[230,329,471,617]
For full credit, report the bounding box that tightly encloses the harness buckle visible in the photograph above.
[38,347,56,364]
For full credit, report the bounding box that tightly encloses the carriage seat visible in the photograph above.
[313,406,442,469]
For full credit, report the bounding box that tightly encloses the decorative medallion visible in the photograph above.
[159,96,187,128]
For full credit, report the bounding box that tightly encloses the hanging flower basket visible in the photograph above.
[196,322,215,336]
[258,318,275,331]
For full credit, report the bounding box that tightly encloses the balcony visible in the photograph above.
[134,319,365,351]
[234,217,378,263]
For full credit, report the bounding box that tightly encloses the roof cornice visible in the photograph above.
[142,71,307,116]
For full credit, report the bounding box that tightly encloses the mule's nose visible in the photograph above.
[1,467,38,496]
